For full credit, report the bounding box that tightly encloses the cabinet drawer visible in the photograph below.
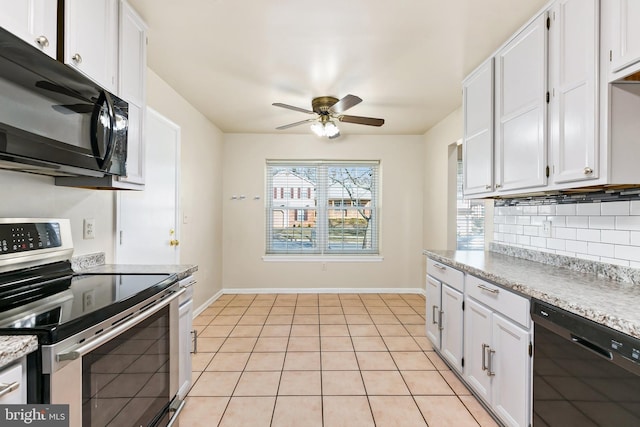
[0,361,24,404]
[427,259,464,292]
[465,274,530,327]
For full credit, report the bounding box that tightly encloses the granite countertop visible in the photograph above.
[0,336,38,369]
[424,249,640,339]
[76,264,198,281]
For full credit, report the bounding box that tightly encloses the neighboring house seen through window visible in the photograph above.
[266,161,379,255]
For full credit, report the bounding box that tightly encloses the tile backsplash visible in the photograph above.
[493,200,640,267]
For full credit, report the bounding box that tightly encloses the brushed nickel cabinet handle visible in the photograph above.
[481,343,489,371]
[584,167,593,175]
[433,263,446,271]
[35,35,49,48]
[72,53,82,64]
[477,284,500,294]
[0,381,19,398]
[432,305,439,325]
[487,347,496,376]
[438,310,444,331]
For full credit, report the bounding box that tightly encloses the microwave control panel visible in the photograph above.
[0,222,62,254]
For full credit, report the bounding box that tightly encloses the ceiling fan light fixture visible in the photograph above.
[310,122,325,137]
[324,121,340,138]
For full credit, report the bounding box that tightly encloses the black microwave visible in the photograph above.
[0,26,128,178]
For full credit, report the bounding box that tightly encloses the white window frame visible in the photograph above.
[265,160,380,259]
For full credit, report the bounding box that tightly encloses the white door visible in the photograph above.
[463,58,494,195]
[492,313,531,427]
[425,275,441,348]
[495,13,548,192]
[116,108,180,264]
[441,284,464,373]
[463,297,493,403]
[549,0,598,184]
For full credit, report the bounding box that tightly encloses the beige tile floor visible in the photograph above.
[181,293,500,427]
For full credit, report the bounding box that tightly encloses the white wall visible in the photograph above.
[222,133,424,291]
[146,70,224,309]
[0,170,115,260]
[423,107,462,251]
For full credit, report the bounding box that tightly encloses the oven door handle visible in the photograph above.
[57,287,185,362]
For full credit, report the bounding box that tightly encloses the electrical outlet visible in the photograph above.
[83,218,96,239]
[83,290,95,311]
[542,220,552,237]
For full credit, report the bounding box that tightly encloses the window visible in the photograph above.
[457,146,485,250]
[266,161,379,255]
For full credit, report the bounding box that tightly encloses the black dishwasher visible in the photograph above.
[531,299,640,426]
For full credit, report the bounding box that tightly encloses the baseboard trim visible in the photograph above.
[193,289,224,317]
[220,287,426,295]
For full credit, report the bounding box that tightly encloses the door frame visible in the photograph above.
[115,106,181,264]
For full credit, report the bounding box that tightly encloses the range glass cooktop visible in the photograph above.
[0,272,173,344]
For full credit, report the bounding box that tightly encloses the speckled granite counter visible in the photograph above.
[0,336,37,369]
[76,264,198,281]
[424,249,640,339]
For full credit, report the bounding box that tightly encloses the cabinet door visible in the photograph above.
[440,284,463,373]
[549,0,598,184]
[0,0,57,58]
[0,361,25,404]
[425,275,441,348]
[178,298,194,399]
[609,0,640,74]
[119,0,147,105]
[463,298,492,403]
[120,102,145,184]
[64,0,118,92]
[463,58,494,196]
[492,313,531,427]
[495,13,547,192]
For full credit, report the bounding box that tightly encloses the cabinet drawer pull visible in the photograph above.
[477,284,499,294]
[584,167,593,175]
[0,381,19,398]
[432,305,439,325]
[72,53,82,64]
[433,263,446,271]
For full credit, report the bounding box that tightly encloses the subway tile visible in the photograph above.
[616,216,640,231]
[631,231,640,246]
[631,201,640,215]
[555,250,576,257]
[566,216,589,228]
[523,225,539,236]
[576,203,601,216]
[601,201,630,216]
[547,238,566,251]
[576,229,600,242]
[576,253,600,262]
[530,237,547,248]
[630,261,640,269]
[554,227,577,240]
[565,240,588,254]
[548,216,566,227]
[556,204,576,215]
[517,235,531,246]
[493,232,504,242]
[601,230,630,245]
[523,205,539,214]
[587,242,615,258]
[493,215,505,224]
[505,216,517,225]
[589,216,615,230]
[614,245,640,262]
[530,216,546,226]
[516,216,531,225]
[538,205,556,215]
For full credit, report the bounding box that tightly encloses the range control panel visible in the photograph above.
[0,222,62,254]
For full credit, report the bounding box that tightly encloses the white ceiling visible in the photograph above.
[128,0,548,136]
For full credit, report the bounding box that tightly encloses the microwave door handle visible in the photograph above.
[90,91,115,169]
[100,91,117,170]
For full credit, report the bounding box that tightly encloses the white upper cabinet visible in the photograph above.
[607,0,640,78]
[119,0,147,106]
[0,0,57,58]
[494,13,548,193]
[63,0,118,92]
[463,59,494,196]
[548,0,599,184]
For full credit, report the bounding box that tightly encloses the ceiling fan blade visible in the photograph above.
[276,118,316,130]
[339,115,385,127]
[272,102,315,114]
[328,94,362,114]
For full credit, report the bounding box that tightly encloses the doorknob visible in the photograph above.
[170,239,180,247]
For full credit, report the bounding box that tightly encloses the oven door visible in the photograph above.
[45,288,184,427]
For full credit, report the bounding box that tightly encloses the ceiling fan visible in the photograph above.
[273,94,384,139]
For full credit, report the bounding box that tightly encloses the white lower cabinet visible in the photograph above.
[426,276,464,373]
[464,277,532,427]
[0,358,27,404]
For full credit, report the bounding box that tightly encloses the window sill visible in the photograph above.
[262,255,384,263]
